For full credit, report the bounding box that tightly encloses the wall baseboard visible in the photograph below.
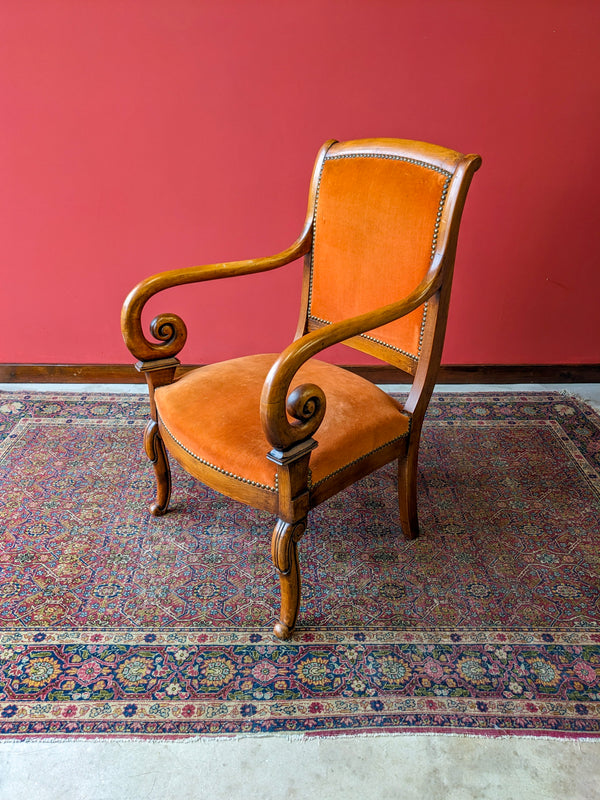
[1,363,599,384]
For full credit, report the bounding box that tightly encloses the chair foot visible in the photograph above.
[144,420,172,516]
[273,620,294,640]
[271,517,307,639]
[398,450,420,540]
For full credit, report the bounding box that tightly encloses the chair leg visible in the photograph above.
[398,442,420,540]
[144,420,172,517]
[271,517,307,640]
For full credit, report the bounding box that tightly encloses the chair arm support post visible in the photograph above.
[135,358,180,420]
[267,438,315,518]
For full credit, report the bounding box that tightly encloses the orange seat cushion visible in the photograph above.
[154,354,410,491]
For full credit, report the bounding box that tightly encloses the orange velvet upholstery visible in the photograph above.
[309,154,451,361]
[155,354,410,493]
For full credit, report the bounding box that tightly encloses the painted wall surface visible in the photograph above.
[1,0,599,366]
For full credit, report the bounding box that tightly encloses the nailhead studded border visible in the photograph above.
[158,415,279,493]
[307,312,421,362]
[308,152,452,361]
[324,151,452,178]
[159,410,410,497]
[310,421,411,489]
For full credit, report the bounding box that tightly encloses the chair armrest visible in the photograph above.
[260,260,444,450]
[121,229,312,362]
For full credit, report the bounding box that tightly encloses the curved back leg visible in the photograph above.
[398,437,420,540]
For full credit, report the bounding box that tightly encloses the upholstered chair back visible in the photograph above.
[306,141,458,373]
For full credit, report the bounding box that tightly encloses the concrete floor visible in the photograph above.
[1,735,600,800]
[1,383,599,799]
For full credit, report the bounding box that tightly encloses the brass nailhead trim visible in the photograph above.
[158,412,409,497]
[307,313,419,362]
[158,416,278,493]
[323,152,452,178]
[311,421,412,489]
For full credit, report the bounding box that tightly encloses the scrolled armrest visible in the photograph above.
[145,313,188,359]
[121,230,312,363]
[260,264,443,450]
[285,382,327,445]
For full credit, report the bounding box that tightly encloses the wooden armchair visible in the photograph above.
[121,138,481,639]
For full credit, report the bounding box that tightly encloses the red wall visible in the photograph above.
[2,0,599,366]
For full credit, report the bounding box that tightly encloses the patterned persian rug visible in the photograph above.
[0,390,599,739]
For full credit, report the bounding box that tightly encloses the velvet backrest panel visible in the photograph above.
[307,151,452,365]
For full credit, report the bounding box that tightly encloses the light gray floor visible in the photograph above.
[1,383,599,800]
[1,735,600,800]
[2,381,599,411]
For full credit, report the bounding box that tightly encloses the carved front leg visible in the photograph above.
[144,420,172,516]
[271,517,307,640]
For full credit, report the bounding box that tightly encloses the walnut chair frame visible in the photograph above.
[121,138,481,639]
